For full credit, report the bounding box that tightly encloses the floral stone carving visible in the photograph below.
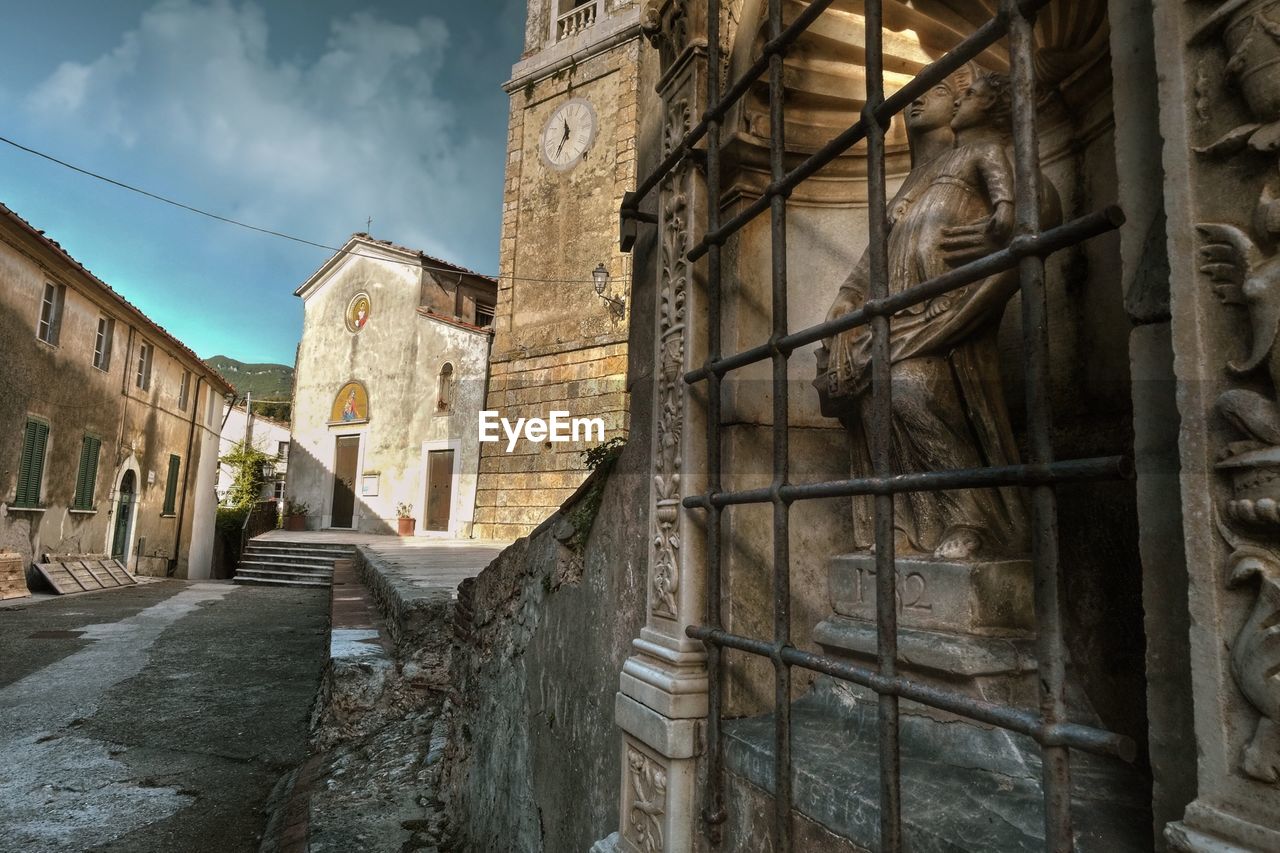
[1194,0,1280,784]
[651,98,692,620]
[625,746,668,853]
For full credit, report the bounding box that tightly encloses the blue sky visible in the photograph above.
[0,1,525,365]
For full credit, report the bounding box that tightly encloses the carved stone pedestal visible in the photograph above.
[785,554,1151,850]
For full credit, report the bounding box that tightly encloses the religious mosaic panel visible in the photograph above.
[345,291,371,332]
[330,381,369,425]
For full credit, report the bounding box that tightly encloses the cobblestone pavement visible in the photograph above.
[0,580,328,852]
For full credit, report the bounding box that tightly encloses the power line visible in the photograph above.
[0,133,614,285]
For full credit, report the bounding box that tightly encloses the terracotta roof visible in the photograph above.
[415,306,495,335]
[0,202,235,394]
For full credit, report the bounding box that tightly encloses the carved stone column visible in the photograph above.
[596,2,711,852]
[1150,1,1280,849]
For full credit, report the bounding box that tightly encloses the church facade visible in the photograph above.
[287,234,496,537]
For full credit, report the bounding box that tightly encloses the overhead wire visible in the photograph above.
[0,133,613,285]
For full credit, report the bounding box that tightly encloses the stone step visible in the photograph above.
[247,541,357,554]
[241,548,355,560]
[240,551,344,567]
[238,560,334,575]
[233,575,331,588]
[237,567,334,581]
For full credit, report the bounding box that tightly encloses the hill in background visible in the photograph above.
[205,356,294,422]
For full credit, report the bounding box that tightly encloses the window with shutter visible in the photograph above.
[163,454,180,515]
[15,418,49,507]
[73,435,101,510]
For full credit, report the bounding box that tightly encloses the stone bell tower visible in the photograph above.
[472,0,648,540]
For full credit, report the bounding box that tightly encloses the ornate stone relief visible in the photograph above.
[641,0,689,70]
[625,746,668,853]
[651,98,692,621]
[1192,0,1280,785]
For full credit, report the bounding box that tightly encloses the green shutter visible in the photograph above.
[15,419,48,507]
[163,454,180,514]
[73,436,100,510]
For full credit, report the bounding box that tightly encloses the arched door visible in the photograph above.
[111,471,135,561]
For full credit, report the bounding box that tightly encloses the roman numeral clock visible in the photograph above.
[539,97,597,171]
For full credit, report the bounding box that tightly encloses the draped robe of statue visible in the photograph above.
[817,136,1047,557]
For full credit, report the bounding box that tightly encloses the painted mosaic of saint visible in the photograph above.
[330,382,368,423]
[347,294,370,331]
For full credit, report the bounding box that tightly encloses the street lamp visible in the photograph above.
[592,262,625,319]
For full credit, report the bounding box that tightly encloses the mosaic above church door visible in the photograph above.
[330,381,369,424]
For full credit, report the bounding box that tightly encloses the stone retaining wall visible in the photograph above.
[438,454,649,852]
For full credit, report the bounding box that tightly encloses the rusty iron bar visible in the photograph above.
[623,0,844,213]
[861,1,903,849]
[1004,0,1074,848]
[682,456,1131,510]
[766,0,794,848]
[684,625,1138,761]
[683,206,1123,384]
[625,0,1055,226]
[702,0,727,842]
[684,0,1059,264]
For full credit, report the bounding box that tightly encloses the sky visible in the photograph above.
[0,0,525,365]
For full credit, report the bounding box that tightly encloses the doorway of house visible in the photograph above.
[331,435,360,529]
[426,449,454,532]
[111,470,135,562]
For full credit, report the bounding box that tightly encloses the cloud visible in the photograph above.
[24,0,498,266]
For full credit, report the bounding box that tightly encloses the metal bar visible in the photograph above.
[683,207,1124,384]
[1003,1,1073,849]
[766,0,793,847]
[703,0,727,841]
[682,456,1131,509]
[685,1,1060,264]
[861,2,902,849]
[625,0,844,209]
[684,625,1137,761]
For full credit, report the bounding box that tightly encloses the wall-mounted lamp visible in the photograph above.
[592,263,626,320]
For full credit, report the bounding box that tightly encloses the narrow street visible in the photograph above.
[0,580,328,853]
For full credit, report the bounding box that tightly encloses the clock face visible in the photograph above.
[540,98,597,171]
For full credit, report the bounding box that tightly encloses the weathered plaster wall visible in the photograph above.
[0,221,225,580]
[289,247,491,535]
[474,24,643,539]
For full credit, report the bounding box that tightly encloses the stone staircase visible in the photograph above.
[233,540,356,589]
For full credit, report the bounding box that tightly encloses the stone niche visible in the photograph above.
[709,1,1153,850]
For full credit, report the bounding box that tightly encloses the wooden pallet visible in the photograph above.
[0,551,29,600]
[35,556,136,595]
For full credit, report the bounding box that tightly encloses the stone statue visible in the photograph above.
[816,69,1058,561]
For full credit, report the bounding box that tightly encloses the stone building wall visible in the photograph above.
[0,205,228,580]
[472,1,644,540]
[289,239,494,536]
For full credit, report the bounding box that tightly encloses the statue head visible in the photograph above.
[905,82,957,135]
[950,70,1013,135]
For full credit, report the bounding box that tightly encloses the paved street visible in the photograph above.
[0,580,328,853]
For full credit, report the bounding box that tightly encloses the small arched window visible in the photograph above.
[436,363,454,413]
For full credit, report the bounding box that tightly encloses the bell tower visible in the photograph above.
[472,0,647,539]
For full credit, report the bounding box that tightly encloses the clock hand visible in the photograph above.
[556,119,570,156]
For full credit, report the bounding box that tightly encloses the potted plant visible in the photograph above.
[284,498,310,532]
[396,502,416,536]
